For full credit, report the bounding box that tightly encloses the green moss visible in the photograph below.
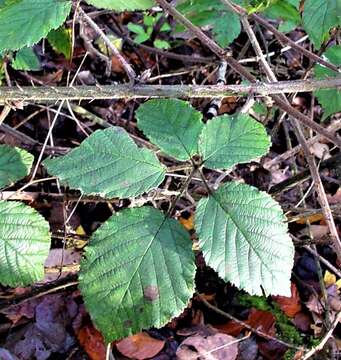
[238,294,303,344]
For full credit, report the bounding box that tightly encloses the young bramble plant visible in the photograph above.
[128,13,171,49]
[0,0,339,346]
[0,99,294,342]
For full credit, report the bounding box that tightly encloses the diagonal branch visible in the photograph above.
[77,7,136,84]
[220,0,340,74]
[155,0,341,150]
[232,1,341,262]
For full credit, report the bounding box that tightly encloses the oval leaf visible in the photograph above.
[195,182,294,296]
[0,0,72,52]
[314,45,341,120]
[199,114,270,170]
[176,0,241,48]
[136,99,204,161]
[79,206,196,342]
[11,47,41,71]
[0,201,51,287]
[43,127,166,199]
[85,0,154,11]
[303,0,341,49]
[0,145,34,189]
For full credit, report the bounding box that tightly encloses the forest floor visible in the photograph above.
[0,2,340,360]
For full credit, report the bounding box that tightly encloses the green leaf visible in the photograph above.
[79,206,195,342]
[11,47,41,71]
[176,0,241,48]
[0,0,72,52]
[153,39,170,49]
[213,15,241,48]
[85,0,154,11]
[314,45,341,120]
[47,26,72,60]
[264,1,300,24]
[43,127,166,199]
[143,14,156,27]
[195,182,294,296]
[160,22,171,32]
[136,99,204,161]
[303,0,341,49]
[244,0,274,13]
[134,32,150,44]
[0,200,51,287]
[199,114,270,170]
[127,23,146,35]
[0,145,34,189]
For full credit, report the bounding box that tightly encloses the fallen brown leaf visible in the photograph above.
[272,282,302,318]
[77,324,106,360]
[116,332,165,360]
[215,309,276,338]
[293,312,311,332]
[176,333,239,360]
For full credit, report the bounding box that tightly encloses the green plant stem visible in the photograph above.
[166,166,197,216]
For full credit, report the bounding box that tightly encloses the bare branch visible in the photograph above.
[0,78,340,103]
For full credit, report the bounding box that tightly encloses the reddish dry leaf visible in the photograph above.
[215,308,276,336]
[116,332,165,360]
[111,56,125,73]
[258,339,287,360]
[247,309,276,336]
[215,309,276,337]
[214,321,244,337]
[1,298,40,324]
[293,312,311,332]
[176,333,238,360]
[177,324,217,337]
[272,283,302,318]
[4,294,77,359]
[77,325,106,360]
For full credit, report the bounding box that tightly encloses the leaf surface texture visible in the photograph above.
[44,127,166,199]
[195,182,294,296]
[199,114,270,170]
[79,206,195,342]
[0,145,34,189]
[303,0,341,49]
[314,45,341,120]
[0,201,51,286]
[136,99,203,161]
[0,0,71,51]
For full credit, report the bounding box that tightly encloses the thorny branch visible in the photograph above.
[228,0,341,262]
[0,78,340,103]
[1,3,341,356]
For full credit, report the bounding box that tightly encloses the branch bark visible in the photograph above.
[0,78,340,103]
